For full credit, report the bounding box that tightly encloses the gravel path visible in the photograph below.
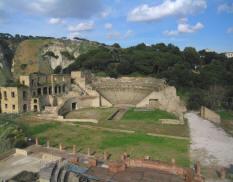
[185,112,233,167]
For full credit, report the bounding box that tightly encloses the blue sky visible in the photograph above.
[0,0,233,52]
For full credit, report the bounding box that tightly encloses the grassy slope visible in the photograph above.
[122,108,177,123]
[219,111,233,136]
[0,109,189,167]
[219,111,233,120]
[12,39,52,78]
[65,108,189,137]
[25,121,189,167]
[65,108,117,121]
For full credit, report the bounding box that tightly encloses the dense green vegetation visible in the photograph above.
[0,115,27,153]
[122,109,177,123]
[65,43,233,110]
[218,111,233,136]
[219,111,233,120]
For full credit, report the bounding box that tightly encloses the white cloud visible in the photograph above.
[164,19,204,36]
[227,27,233,34]
[164,30,179,36]
[48,18,64,25]
[178,22,204,33]
[218,3,233,13]
[68,22,95,32]
[128,0,207,22]
[3,0,103,19]
[105,23,113,30]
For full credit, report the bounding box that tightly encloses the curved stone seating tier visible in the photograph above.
[92,77,167,106]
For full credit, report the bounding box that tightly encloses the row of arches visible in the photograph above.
[33,84,67,97]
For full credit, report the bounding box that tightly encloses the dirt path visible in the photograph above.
[185,112,233,167]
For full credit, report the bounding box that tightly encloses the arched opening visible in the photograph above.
[37,88,42,96]
[62,85,66,93]
[49,86,52,95]
[55,86,58,94]
[23,91,27,100]
[34,105,38,112]
[58,86,61,94]
[43,87,48,95]
[23,104,27,112]
[72,102,77,111]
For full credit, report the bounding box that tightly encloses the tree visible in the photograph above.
[183,47,200,67]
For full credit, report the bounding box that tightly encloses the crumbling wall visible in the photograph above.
[125,159,186,176]
[58,96,100,116]
[137,86,187,116]
[200,106,221,124]
[15,148,28,156]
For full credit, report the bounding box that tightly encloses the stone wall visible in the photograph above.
[15,148,28,156]
[58,96,100,116]
[125,159,186,176]
[200,106,221,124]
[137,86,186,116]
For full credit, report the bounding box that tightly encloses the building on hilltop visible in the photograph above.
[225,52,233,58]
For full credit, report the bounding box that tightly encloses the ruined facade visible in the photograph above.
[0,73,71,113]
[0,71,186,116]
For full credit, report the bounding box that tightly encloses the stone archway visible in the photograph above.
[34,105,38,112]
[23,104,27,112]
[72,102,77,111]
[43,87,48,95]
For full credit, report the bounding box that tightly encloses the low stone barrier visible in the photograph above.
[200,106,221,124]
[15,148,28,156]
[160,119,184,125]
[57,116,98,124]
[125,159,186,176]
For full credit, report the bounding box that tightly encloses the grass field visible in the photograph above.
[24,121,189,167]
[67,108,189,137]
[65,108,117,121]
[219,111,233,136]
[0,108,190,167]
[122,108,177,123]
[219,111,233,120]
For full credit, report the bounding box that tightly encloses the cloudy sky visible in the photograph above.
[0,0,233,51]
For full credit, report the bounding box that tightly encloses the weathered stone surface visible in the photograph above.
[200,106,221,124]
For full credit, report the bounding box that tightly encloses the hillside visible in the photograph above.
[0,33,103,82]
[1,33,233,111]
[11,38,101,78]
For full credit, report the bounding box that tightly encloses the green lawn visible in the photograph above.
[65,107,117,121]
[0,112,190,167]
[122,108,177,123]
[218,111,233,136]
[219,111,233,120]
[66,108,189,137]
[27,122,190,167]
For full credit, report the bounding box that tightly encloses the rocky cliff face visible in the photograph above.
[11,38,100,78]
